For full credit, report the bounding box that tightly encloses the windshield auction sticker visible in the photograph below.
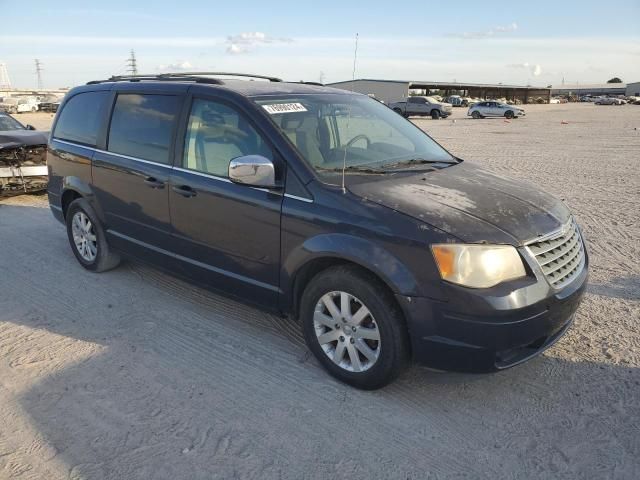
[262,103,308,114]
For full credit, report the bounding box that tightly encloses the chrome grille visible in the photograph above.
[527,218,585,289]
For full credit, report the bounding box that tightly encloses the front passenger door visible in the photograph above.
[168,96,283,306]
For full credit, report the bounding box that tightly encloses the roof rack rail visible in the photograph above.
[87,72,282,85]
[298,81,324,86]
[165,72,283,82]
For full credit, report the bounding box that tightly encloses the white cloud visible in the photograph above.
[156,60,195,71]
[507,62,542,76]
[449,22,518,40]
[225,31,293,55]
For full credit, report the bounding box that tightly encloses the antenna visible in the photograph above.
[127,50,138,75]
[35,59,43,89]
[341,33,359,193]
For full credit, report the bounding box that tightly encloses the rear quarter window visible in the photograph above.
[53,91,110,146]
[107,94,180,164]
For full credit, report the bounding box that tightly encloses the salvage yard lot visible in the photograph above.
[1,103,639,479]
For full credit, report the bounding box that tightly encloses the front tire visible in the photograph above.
[66,198,120,272]
[430,109,441,120]
[472,111,482,119]
[505,110,514,119]
[300,266,410,389]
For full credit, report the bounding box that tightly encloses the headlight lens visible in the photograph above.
[431,244,526,288]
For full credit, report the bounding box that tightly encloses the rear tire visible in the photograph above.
[393,108,403,115]
[66,198,120,272]
[472,111,482,119]
[430,109,441,120]
[300,266,410,389]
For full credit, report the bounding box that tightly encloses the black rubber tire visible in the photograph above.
[393,108,403,115]
[472,111,482,119]
[300,265,410,390]
[505,110,514,119]
[430,109,441,120]
[66,198,120,272]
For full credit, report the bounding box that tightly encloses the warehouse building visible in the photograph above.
[626,82,640,97]
[551,83,627,97]
[328,79,551,104]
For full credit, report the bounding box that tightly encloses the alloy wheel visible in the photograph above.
[313,291,381,372]
[71,211,97,262]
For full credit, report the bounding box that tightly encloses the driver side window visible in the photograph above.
[183,98,272,177]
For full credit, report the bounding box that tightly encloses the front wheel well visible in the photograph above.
[61,189,82,219]
[291,257,401,321]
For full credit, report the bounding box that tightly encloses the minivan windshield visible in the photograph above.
[253,94,456,183]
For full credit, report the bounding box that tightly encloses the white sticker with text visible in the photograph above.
[262,103,308,114]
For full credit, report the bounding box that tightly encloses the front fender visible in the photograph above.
[282,233,420,302]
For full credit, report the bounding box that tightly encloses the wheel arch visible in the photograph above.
[281,234,420,319]
[60,176,98,220]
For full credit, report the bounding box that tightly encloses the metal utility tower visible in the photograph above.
[0,63,11,89]
[35,59,44,89]
[127,50,138,75]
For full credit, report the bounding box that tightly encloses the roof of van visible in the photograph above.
[82,74,352,97]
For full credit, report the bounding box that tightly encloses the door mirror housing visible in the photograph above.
[26,124,36,130]
[228,155,277,188]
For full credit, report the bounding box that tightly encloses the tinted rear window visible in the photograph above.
[108,94,180,163]
[53,91,109,146]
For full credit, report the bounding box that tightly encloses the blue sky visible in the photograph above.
[1,0,639,88]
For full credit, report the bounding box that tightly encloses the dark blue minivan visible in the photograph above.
[47,73,587,389]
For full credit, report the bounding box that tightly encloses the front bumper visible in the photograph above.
[396,257,588,373]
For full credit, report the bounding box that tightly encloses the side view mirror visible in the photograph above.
[228,155,277,188]
[26,124,36,130]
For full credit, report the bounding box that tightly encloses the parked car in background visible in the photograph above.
[39,94,63,112]
[549,98,561,104]
[0,98,19,114]
[0,112,48,196]
[0,97,40,113]
[594,97,617,105]
[468,101,525,119]
[389,96,452,119]
[443,95,469,107]
[47,73,587,389]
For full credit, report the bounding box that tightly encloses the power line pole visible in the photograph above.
[35,59,44,89]
[0,63,11,89]
[126,50,138,75]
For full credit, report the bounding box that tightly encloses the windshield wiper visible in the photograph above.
[381,158,457,169]
[316,165,386,174]
[380,158,458,172]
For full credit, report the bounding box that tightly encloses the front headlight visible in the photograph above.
[430,244,526,288]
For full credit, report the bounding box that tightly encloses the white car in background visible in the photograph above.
[467,101,525,119]
[0,97,39,113]
[594,97,618,105]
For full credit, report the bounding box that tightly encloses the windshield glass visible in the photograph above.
[253,94,455,183]
[0,114,24,131]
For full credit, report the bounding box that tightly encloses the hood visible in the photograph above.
[0,129,49,149]
[348,162,570,245]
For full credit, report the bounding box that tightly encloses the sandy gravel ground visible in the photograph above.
[1,104,638,479]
